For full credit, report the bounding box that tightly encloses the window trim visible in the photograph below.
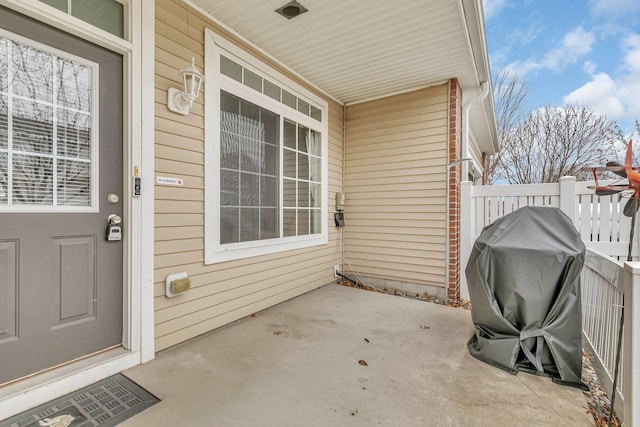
[205,29,329,265]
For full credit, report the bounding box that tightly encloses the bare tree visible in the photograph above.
[496,104,622,184]
[485,69,529,184]
[633,120,640,165]
[487,68,625,184]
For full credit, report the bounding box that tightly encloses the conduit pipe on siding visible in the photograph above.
[461,81,489,179]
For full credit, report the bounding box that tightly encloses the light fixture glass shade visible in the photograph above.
[181,58,204,105]
[168,57,205,114]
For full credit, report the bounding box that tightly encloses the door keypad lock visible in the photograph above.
[106,214,122,241]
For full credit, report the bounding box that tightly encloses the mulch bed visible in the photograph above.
[336,278,621,426]
[582,351,621,426]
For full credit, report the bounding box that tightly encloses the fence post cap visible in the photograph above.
[624,261,640,274]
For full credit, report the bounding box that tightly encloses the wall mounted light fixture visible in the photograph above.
[167,57,204,115]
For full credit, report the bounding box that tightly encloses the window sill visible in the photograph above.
[205,234,328,265]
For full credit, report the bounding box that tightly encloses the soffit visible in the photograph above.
[190,0,479,105]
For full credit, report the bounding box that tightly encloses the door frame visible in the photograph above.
[0,0,155,419]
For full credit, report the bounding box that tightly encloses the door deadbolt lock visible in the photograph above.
[106,214,122,241]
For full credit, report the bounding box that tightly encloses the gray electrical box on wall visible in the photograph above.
[335,192,345,227]
[335,192,345,211]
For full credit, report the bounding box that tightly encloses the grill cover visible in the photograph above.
[466,206,587,389]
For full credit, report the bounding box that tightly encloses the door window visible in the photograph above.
[0,32,97,210]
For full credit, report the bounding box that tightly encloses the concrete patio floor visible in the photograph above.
[122,284,593,426]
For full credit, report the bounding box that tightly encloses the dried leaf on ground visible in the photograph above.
[336,279,440,303]
[447,299,472,310]
[582,350,620,426]
[273,331,284,335]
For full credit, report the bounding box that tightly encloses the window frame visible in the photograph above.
[205,30,329,265]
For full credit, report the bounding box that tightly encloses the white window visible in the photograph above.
[205,30,328,264]
[0,30,98,212]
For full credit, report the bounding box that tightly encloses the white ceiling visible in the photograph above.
[187,0,498,152]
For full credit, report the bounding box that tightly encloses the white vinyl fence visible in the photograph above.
[460,177,640,426]
[461,176,640,262]
[581,249,625,420]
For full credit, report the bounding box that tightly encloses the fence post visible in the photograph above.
[624,262,640,427]
[559,176,576,224]
[460,181,473,300]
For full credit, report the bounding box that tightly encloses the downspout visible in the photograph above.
[446,81,488,303]
[341,104,346,274]
[461,81,489,180]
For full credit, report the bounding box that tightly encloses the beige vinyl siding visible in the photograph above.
[154,0,343,351]
[344,85,449,290]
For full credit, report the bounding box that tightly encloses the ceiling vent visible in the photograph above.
[275,1,308,19]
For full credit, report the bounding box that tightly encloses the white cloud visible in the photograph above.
[509,20,542,47]
[563,73,625,118]
[544,27,596,71]
[622,33,640,71]
[583,60,596,74]
[505,27,596,76]
[563,33,640,124]
[618,34,640,118]
[483,0,508,21]
[591,0,640,16]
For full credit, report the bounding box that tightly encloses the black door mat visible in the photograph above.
[0,374,160,427]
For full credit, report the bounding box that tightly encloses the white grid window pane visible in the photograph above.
[0,95,7,149]
[13,99,53,155]
[279,122,322,237]
[0,40,7,92]
[260,208,277,239]
[220,91,279,243]
[12,153,53,205]
[240,208,259,241]
[57,58,91,111]
[0,152,7,205]
[310,209,321,234]
[220,55,242,82]
[221,207,239,244]
[57,109,90,159]
[0,35,95,210]
[298,209,309,236]
[283,208,296,237]
[11,41,53,103]
[57,158,90,206]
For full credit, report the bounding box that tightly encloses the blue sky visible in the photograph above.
[484,0,640,134]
